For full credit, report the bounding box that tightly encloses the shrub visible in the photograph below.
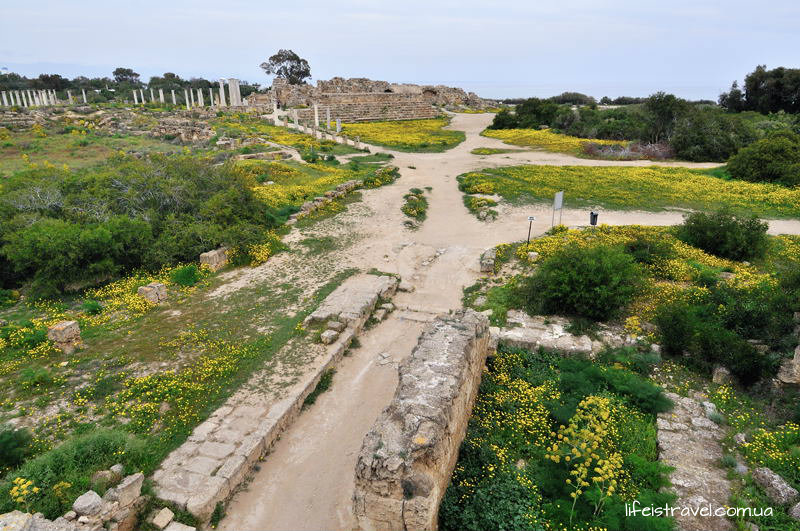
[726,131,800,186]
[677,209,768,261]
[522,244,643,320]
[0,425,32,473]
[169,264,200,287]
[81,299,103,315]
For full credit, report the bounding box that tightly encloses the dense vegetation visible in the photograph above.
[0,154,285,297]
[719,65,800,114]
[441,345,675,531]
[726,131,800,186]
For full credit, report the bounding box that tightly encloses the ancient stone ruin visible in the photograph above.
[137,282,167,304]
[199,248,229,272]
[47,320,81,354]
[353,309,490,531]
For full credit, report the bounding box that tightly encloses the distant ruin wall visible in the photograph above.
[296,93,437,123]
[353,309,490,531]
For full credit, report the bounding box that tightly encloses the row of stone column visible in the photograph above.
[131,78,244,109]
[290,104,342,132]
[0,88,88,108]
[281,114,360,148]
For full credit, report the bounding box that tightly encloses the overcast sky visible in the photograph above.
[2,0,798,100]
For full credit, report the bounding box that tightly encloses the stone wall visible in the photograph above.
[353,309,490,531]
[295,93,437,123]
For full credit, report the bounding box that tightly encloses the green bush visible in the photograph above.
[81,299,103,315]
[169,264,200,287]
[522,244,643,320]
[677,209,768,261]
[726,131,800,186]
[0,425,32,474]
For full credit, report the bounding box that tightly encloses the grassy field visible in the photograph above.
[458,165,800,218]
[470,147,519,155]
[482,128,628,155]
[340,118,465,152]
[0,129,185,174]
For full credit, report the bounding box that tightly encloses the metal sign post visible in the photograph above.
[526,216,536,243]
[552,191,564,228]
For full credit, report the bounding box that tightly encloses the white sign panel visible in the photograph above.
[553,191,564,210]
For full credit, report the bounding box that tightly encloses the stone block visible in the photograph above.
[186,476,229,522]
[164,522,196,531]
[197,441,235,460]
[479,248,496,273]
[320,329,339,344]
[712,366,732,385]
[199,248,228,272]
[151,508,174,530]
[73,491,103,516]
[373,309,387,321]
[327,320,346,332]
[47,320,80,344]
[115,473,144,508]
[184,456,221,476]
[137,282,167,304]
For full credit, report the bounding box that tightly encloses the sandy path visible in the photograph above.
[219,113,800,531]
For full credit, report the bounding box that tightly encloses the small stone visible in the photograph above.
[735,463,749,475]
[63,511,77,521]
[199,248,228,272]
[650,343,661,354]
[712,366,732,385]
[373,309,387,321]
[151,507,175,529]
[137,282,167,304]
[527,251,539,261]
[320,329,339,344]
[479,248,496,273]
[398,281,415,292]
[164,522,196,531]
[110,464,124,476]
[327,321,345,332]
[734,432,747,445]
[47,320,80,343]
[115,473,144,507]
[380,302,395,312]
[91,469,122,486]
[73,490,103,516]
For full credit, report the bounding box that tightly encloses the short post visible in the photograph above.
[526,216,536,243]
[326,107,331,129]
[184,89,190,110]
[81,89,87,104]
[336,118,341,133]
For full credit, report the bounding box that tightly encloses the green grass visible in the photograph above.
[457,165,800,218]
[302,369,335,407]
[347,152,395,163]
[470,147,519,155]
[339,117,466,152]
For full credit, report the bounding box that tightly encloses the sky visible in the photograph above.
[2,0,799,100]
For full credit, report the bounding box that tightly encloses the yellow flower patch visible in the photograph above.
[482,128,627,154]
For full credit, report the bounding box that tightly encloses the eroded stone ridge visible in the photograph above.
[353,309,490,531]
[306,274,398,326]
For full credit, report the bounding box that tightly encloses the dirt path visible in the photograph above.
[219,113,800,531]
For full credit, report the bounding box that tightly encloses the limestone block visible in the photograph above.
[197,441,235,460]
[320,330,339,344]
[47,320,80,344]
[327,321,346,332]
[753,467,798,505]
[479,248,496,273]
[73,491,103,516]
[712,366,732,385]
[115,473,144,508]
[199,248,228,272]
[151,508,174,529]
[164,522,196,531]
[138,282,167,304]
[789,501,800,521]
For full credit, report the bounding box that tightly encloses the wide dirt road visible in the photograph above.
[219,113,800,531]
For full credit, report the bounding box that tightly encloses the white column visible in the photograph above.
[336,118,341,133]
[1,91,7,106]
[326,107,331,129]
[189,89,195,107]
[159,88,165,104]
[184,89,190,110]
[171,90,176,105]
[197,89,204,107]
[81,89,87,103]
[67,90,74,104]
[273,98,278,113]
[21,91,29,107]
[209,88,214,107]
[133,90,139,105]
[32,92,39,106]
[50,90,56,104]
[12,91,18,106]
[313,103,319,127]
[218,79,226,107]
[150,88,155,102]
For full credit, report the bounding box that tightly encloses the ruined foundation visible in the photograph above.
[353,309,490,531]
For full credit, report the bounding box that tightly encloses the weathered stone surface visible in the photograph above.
[110,464,124,476]
[91,469,122,487]
[47,320,80,344]
[137,282,167,304]
[199,248,228,272]
[164,522,196,531]
[306,274,398,325]
[320,329,339,344]
[657,392,732,531]
[752,467,799,505]
[354,310,490,531]
[327,320,345,332]
[398,281,415,292]
[115,473,144,508]
[73,490,103,516]
[479,248,496,273]
[712,366,732,384]
[789,501,800,520]
[777,345,800,384]
[151,507,174,529]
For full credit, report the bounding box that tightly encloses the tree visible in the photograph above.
[260,50,311,85]
[112,67,140,85]
[642,92,688,143]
